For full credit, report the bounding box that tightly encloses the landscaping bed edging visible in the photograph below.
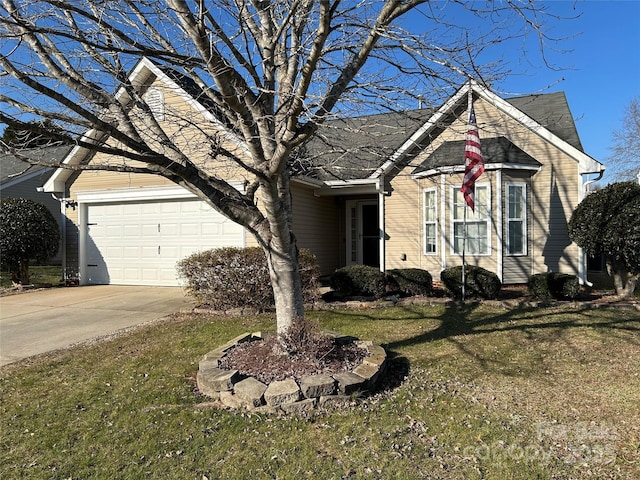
[196,332,387,413]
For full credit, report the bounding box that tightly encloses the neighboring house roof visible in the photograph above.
[411,136,541,176]
[0,146,71,189]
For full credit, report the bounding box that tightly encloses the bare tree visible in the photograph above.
[607,96,640,182]
[0,0,563,337]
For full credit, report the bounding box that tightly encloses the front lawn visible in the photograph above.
[0,265,63,288]
[1,304,638,479]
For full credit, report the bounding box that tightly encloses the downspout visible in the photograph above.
[440,174,447,272]
[496,170,503,283]
[56,195,66,283]
[579,170,605,286]
[38,188,68,284]
[377,176,386,273]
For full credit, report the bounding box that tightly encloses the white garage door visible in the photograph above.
[85,199,243,286]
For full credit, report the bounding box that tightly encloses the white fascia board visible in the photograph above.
[76,182,245,204]
[42,128,106,193]
[76,186,197,203]
[411,162,541,180]
[311,178,379,196]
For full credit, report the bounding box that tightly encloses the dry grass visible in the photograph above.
[1,302,639,479]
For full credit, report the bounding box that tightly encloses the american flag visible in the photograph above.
[460,103,484,211]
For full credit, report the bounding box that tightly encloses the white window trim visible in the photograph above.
[450,182,492,256]
[506,182,528,256]
[423,187,438,255]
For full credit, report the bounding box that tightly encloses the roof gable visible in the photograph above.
[373,80,604,178]
[43,58,233,193]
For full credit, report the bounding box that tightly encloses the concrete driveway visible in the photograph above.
[0,285,193,367]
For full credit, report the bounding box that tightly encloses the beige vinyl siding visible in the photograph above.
[291,183,341,276]
[384,173,423,270]
[63,74,256,279]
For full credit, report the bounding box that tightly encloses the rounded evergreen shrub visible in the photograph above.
[176,247,319,311]
[329,264,387,298]
[0,197,60,284]
[527,272,580,300]
[387,268,433,296]
[440,265,501,300]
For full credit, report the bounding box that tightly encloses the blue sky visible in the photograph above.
[487,1,639,182]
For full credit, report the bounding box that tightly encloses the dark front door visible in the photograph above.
[361,203,379,268]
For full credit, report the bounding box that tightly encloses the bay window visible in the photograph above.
[452,185,490,255]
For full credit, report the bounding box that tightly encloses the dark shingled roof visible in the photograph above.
[411,136,541,175]
[507,92,583,151]
[297,91,582,181]
[294,108,433,181]
[0,146,71,183]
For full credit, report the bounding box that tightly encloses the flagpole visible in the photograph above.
[460,80,484,303]
[461,86,473,303]
[462,196,467,302]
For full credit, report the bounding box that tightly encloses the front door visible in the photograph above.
[346,200,379,268]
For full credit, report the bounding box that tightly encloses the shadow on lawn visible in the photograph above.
[328,302,640,384]
[389,303,640,349]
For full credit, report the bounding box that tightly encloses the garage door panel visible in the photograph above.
[123,246,140,259]
[141,246,158,259]
[86,198,243,286]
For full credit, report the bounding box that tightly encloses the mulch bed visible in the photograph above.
[218,334,367,384]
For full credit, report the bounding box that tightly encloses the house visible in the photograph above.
[1,146,72,265]
[41,58,605,287]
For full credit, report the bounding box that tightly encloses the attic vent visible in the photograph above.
[144,87,164,121]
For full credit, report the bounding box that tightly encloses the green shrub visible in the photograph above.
[528,272,580,300]
[0,198,60,284]
[176,247,319,311]
[440,265,501,300]
[329,264,387,298]
[387,268,432,296]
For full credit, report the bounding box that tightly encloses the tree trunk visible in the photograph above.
[11,260,30,285]
[606,256,638,298]
[620,273,639,299]
[265,240,305,335]
[258,171,306,336]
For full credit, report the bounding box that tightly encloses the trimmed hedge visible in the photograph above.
[527,272,581,300]
[329,265,388,298]
[387,268,433,297]
[176,247,319,311]
[440,265,501,300]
